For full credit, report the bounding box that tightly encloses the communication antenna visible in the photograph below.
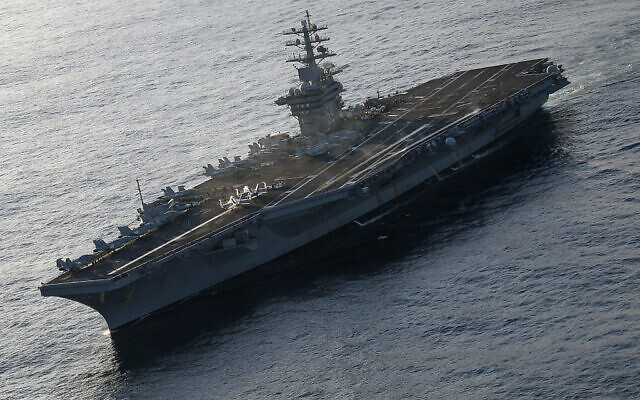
[136,179,145,207]
[305,9,312,28]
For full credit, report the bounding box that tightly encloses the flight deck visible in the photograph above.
[48,58,557,285]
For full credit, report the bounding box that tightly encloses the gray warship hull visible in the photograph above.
[40,58,568,330]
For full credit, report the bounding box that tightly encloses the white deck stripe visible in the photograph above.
[307,68,504,193]
[318,63,515,188]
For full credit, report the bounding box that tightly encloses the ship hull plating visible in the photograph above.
[43,89,553,330]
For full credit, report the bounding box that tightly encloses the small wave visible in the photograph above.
[619,141,640,152]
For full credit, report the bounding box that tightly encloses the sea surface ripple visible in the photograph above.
[0,0,639,399]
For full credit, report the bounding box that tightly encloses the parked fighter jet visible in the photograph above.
[93,236,137,253]
[219,196,238,210]
[161,186,203,199]
[204,163,243,178]
[255,182,268,196]
[56,254,96,271]
[235,186,253,205]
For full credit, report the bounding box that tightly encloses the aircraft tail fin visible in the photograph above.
[93,239,110,252]
[117,226,135,237]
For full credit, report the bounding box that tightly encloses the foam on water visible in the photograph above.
[1,0,639,398]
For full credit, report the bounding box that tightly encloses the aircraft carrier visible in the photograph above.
[40,11,569,331]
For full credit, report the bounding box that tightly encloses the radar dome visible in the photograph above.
[445,137,457,147]
[289,87,295,96]
[546,65,560,75]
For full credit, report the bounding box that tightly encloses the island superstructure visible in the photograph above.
[40,11,569,331]
[275,11,345,136]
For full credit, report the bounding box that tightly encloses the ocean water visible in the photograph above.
[1,0,639,398]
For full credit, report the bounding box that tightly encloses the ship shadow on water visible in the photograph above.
[110,110,567,369]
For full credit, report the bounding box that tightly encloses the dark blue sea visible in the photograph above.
[1,0,639,398]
